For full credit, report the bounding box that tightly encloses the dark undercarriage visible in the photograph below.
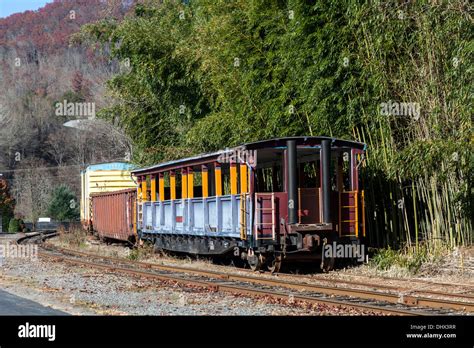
[141,230,363,272]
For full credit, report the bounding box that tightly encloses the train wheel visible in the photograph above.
[248,254,262,271]
[266,254,282,274]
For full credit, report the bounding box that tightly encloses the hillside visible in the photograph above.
[0,0,134,224]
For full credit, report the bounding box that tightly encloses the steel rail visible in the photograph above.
[39,244,473,314]
[304,272,474,294]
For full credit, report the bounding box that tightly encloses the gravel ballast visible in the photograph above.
[0,237,367,315]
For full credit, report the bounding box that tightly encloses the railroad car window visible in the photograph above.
[208,164,216,196]
[342,152,351,191]
[339,151,351,192]
[256,168,267,192]
[273,165,283,191]
[221,163,230,195]
[143,176,151,201]
[256,166,283,192]
[192,167,203,198]
[299,161,319,188]
[163,172,171,200]
[175,171,182,199]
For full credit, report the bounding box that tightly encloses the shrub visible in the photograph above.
[127,243,153,261]
[8,218,21,233]
[47,185,80,222]
[371,245,432,274]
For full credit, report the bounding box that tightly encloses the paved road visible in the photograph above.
[0,289,67,315]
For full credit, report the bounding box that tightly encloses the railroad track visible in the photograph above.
[33,244,472,316]
[280,272,474,302]
[16,233,473,315]
[303,270,474,296]
[15,230,59,244]
[226,256,474,297]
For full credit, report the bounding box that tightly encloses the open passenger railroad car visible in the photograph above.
[133,137,366,272]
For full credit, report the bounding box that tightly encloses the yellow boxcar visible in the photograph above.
[80,162,136,227]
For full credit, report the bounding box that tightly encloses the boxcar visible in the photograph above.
[91,188,137,243]
[80,162,136,229]
[132,136,367,272]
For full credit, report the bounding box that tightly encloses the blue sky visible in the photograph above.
[0,0,51,18]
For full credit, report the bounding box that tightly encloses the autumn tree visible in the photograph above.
[72,71,91,100]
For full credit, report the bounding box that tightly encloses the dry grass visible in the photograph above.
[57,226,88,249]
[127,242,154,261]
[417,246,474,279]
[361,245,474,282]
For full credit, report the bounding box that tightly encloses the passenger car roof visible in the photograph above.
[132,136,366,175]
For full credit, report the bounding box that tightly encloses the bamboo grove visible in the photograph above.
[76,0,473,253]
